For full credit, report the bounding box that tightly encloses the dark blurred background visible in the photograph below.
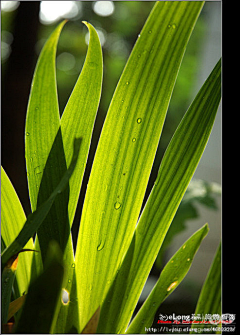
[1,1,221,325]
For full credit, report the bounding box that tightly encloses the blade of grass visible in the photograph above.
[1,167,34,297]
[14,241,64,334]
[98,59,221,333]
[25,21,102,331]
[60,21,103,225]
[126,224,209,334]
[75,2,204,329]
[2,254,19,324]
[190,243,221,334]
[1,138,81,269]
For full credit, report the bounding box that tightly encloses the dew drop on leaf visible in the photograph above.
[114,201,121,210]
[167,281,178,292]
[137,118,142,124]
[62,288,70,305]
[97,240,105,251]
[71,263,75,268]
[26,132,30,136]
[132,138,136,142]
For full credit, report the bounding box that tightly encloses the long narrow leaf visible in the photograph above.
[76,2,204,329]
[126,224,209,334]
[98,59,221,333]
[25,20,66,214]
[1,138,81,269]
[1,167,34,297]
[2,255,19,324]
[14,241,64,334]
[190,243,221,334]
[60,21,103,225]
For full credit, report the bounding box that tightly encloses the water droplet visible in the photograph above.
[132,138,136,142]
[138,34,141,38]
[26,132,30,136]
[62,288,70,305]
[71,263,75,268]
[68,279,71,283]
[137,118,142,124]
[168,23,177,29]
[97,240,105,251]
[34,166,42,176]
[126,81,129,85]
[114,201,121,210]
[187,258,191,262]
[183,245,186,249]
[148,30,152,34]
[167,281,178,292]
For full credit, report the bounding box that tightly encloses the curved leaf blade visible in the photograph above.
[1,138,81,269]
[60,21,103,225]
[75,2,204,329]
[98,59,221,334]
[25,20,66,213]
[14,241,64,334]
[190,243,221,333]
[1,167,34,297]
[126,224,209,334]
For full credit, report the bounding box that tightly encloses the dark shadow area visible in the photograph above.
[35,128,69,263]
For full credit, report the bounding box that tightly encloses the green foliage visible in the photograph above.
[1,2,221,333]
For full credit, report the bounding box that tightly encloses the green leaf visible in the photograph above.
[126,224,209,334]
[1,138,81,270]
[2,254,19,324]
[14,241,64,334]
[25,20,66,214]
[7,294,27,322]
[75,2,204,330]
[98,59,221,333]
[1,167,34,297]
[190,243,221,334]
[60,21,103,225]
[25,19,102,333]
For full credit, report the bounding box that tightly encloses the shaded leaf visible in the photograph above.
[14,241,64,334]
[81,307,101,334]
[1,138,81,269]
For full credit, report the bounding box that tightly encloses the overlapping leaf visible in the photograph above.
[126,224,209,334]
[1,167,34,297]
[97,58,221,334]
[24,20,102,333]
[75,2,205,330]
